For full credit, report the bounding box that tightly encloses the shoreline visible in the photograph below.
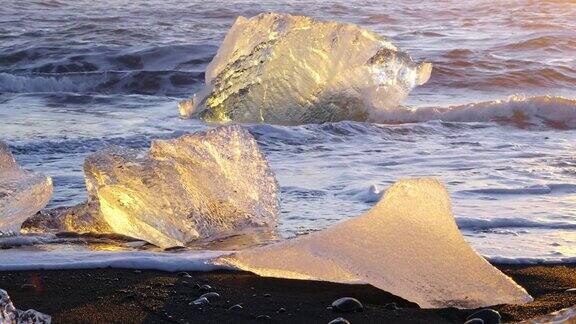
[1,263,575,323]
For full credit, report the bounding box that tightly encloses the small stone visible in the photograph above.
[200,292,220,300]
[20,284,36,291]
[177,272,192,278]
[227,304,243,311]
[277,307,286,313]
[331,297,363,313]
[464,319,485,324]
[190,297,209,306]
[193,283,201,289]
[384,302,398,310]
[329,318,351,324]
[466,309,501,324]
[263,293,272,298]
[256,315,272,321]
[199,284,213,292]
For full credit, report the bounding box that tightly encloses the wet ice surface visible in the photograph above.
[0,0,576,262]
[183,13,430,124]
[0,141,52,234]
[222,179,532,308]
[21,126,279,249]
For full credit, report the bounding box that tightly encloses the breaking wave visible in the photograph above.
[0,71,203,96]
[371,95,576,129]
[457,217,576,231]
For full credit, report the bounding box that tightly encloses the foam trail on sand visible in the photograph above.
[219,178,532,308]
[0,141,53,234]
[0,250,228,272]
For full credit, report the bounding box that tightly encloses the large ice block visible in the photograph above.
[0,141,52,234]
[219,178,532,308]
[23,126,279,248]
[180,13,431,124]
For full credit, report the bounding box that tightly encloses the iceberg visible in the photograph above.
[219,178,532,308]
[21,126,279,248]
[0,289,51,324]
[0,141,52,234]
[180,13,432,124]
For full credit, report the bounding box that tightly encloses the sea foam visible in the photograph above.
[372,95,576,129]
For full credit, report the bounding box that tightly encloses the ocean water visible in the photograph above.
[1,0,575,264]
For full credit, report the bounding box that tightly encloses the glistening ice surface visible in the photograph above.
[0,141,52,234]
[22,126,279,248]
[221,179,532,308]
[181,13,431,124]
[0,0,575,262]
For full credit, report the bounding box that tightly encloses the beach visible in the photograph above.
[1,1,576,322]
[1,263,576,323]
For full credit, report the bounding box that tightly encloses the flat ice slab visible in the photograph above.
[180,13,431,124]
[219,178,532,308]
[0,141,52,234]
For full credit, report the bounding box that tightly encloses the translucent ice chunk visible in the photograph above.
[520,305,576,323]
[180,13,431,124]
[0,141,53,234]
[219,178,532,308]
[0,289,51,324]
[23,126,279,248]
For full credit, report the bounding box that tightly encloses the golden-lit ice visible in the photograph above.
[0,141,53,234]
[83,125,279,248]
[219,178,532,308]
[22,126,279,248]
[180,13,431,124]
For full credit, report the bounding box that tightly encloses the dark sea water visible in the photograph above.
[1,0,576,261]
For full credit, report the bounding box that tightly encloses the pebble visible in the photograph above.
[190,297,209,306]
[20,284,36,291]
[256,315,272,321]
[329,318,351,324]
[199,284,213,292]
[177,272,192,278]
[464,319,485,324]
[384,302,398,310]
[331,297,363,313]
[200,292,220,300]
[263,293,272,298]
[277,307,286,313]
[227,304,243,311]
[466,309,501,324]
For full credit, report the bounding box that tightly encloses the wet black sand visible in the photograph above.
[1,264,576,323]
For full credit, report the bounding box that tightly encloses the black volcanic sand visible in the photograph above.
[1,264,576,323]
